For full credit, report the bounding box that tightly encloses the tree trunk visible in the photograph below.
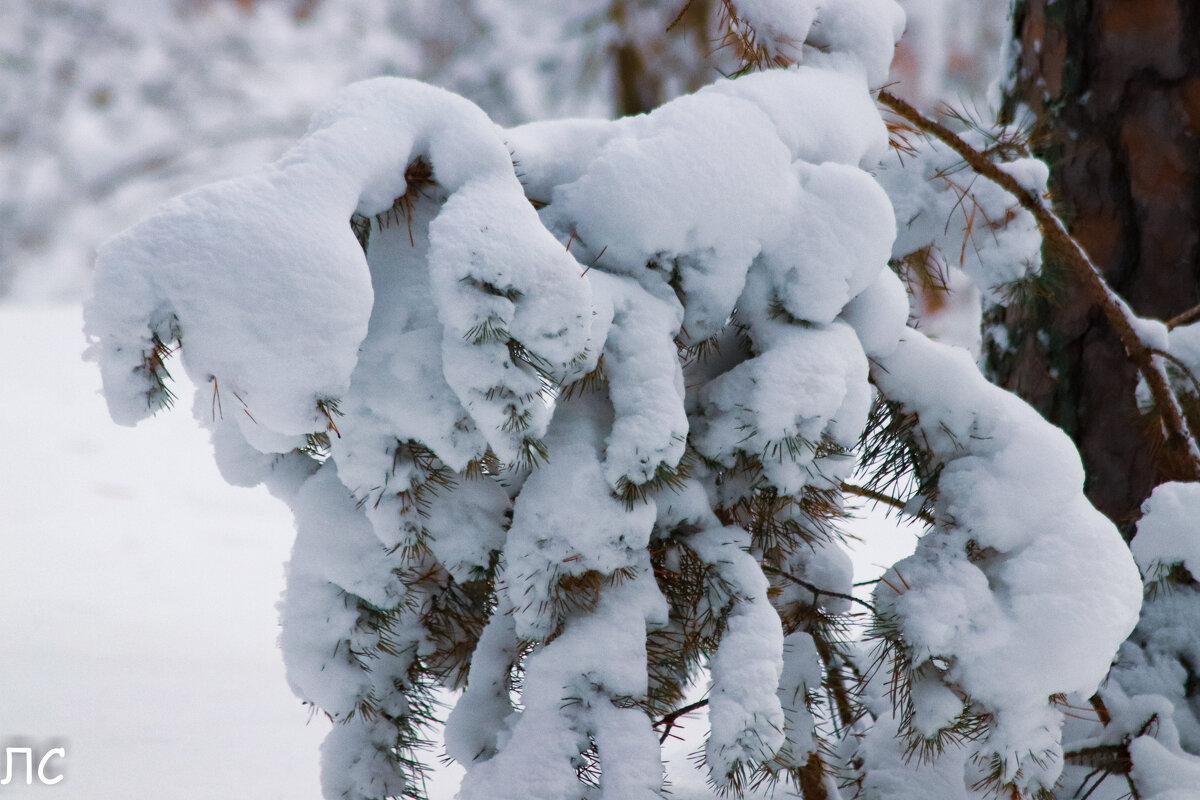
[610,0,714,116]
[994,0,1200,533]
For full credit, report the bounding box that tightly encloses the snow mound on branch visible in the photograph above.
[504,398,659,642]
[524,64,891,345]
[872,329,1143,793]
[1130,735,1200,800]
[756,161,896,325]
[805,0,906,86]
[707,66,887,167]
[694,315,870,495]
[456,567,667,800]
[1132,482,1200,582]
[874,132,1046,355]
[725,0,819,61]
[544,87,794,342]
[654,481,787,782]
[87,77,590,460]
[841,267,911,359]
[588,272,688,488]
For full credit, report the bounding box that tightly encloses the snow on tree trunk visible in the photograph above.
[84,4,1144,797]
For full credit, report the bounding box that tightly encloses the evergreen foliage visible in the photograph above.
[81,2,1200,799]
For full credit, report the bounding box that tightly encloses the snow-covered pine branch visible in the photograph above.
[84,3,1144,798]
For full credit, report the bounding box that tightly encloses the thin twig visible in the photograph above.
[840,481,935,526]
[761,564,877,615]
[878,90,1200,480]
[653,698,709,744]
[1167,302,1200,330]
[1075,768,1113,800]
[810,629,860,734]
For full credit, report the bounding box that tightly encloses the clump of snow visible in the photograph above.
[725,0,819,62]
[542,86,794,342]
[870,328,1143,793]
[998,158,1050,198]
[1132,482,1200,581]
[1130,733,1200,800]
[1169,320,1200,371]
[874,128,1047,357]
[585,272,688,487]
[443,601,518,767]
[757,161,896,325]
[456,565,668,800]
[1165,321,1200,421]
[707,67,890,167]
[694,315,870,495]
[1125,311,1170,354]
[805,0,906,87]
[505,397,659,642]
[856,703,972,800]
[1108,586,1200,766]
[908,671,966,737]
[841,268,911,359]
[653,480,787,781]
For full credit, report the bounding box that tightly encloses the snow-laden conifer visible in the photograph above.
[85,2,1145,798]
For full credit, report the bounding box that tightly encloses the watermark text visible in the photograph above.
[0,742,66,786]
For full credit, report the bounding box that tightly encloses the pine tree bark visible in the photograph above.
[994,0,1200,533]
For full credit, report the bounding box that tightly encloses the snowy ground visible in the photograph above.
[1,303,915,800]
[1,304,329,799]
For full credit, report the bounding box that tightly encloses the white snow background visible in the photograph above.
[0,302,916,799]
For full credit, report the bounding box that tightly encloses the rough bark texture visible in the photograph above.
[994,0,1200,533]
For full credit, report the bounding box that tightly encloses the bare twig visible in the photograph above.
[811,626,859,734]
[653,698,709,744]
[841,481,935,526]
[878,90,1200,480]
[760,564,877,615]
[1167,302,1200,330]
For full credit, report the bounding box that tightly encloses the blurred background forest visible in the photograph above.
[0,0,1008,301]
